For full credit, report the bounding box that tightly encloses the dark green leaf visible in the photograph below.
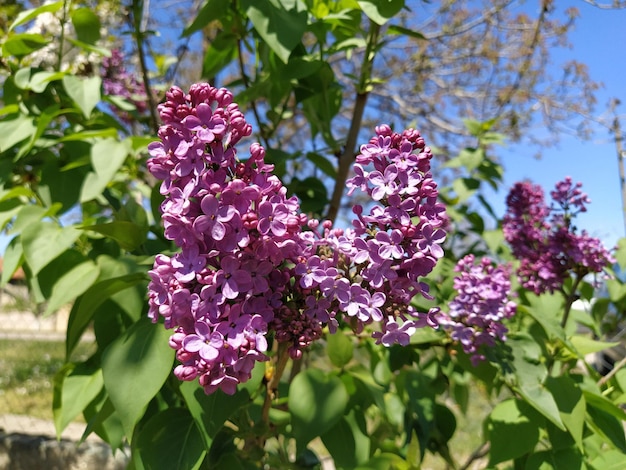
[180,381,250,449]
[321,411,370,468]
[81,221,148,251]
[290,176,328,215]
[586,404,626,452]
[289,368,349,451]
[102,317,175,440]
[135,408,206,470]
[71,8,101,45]
[387,24,425,39]
[66,272,147,357]
[306,152,337,178]
[243,0,308,63]
[544,376,585,450]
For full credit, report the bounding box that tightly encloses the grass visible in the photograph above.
[0,339,95,420]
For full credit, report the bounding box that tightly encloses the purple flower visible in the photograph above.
[369,164,399,200]
[215,256,252,299]
[257,200,289,237]
[182,103,226,143]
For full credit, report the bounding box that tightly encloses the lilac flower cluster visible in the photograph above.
[503,177,614,294]
[437,255,517,365]
[147,83,446,394]
[101,49,148,118]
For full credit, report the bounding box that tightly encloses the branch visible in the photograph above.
[460,441,490,470]
[132,0,160,135]
[582,0,626,8]
[326,21,380,224]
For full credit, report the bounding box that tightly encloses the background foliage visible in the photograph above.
[1,1,626,469]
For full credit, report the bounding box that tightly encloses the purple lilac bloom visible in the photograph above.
[147,82,447,394]
[437,255,517,365]
[101,49,149,120]
[503,178,614,294]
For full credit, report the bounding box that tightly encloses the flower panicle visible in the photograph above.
[146,83,447,394]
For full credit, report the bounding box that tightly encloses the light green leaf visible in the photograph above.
[2,33,49,57]
[53,364,104,438]
[522,292,566,340]
[0,114,36,152]
[243,0,308,63]
[135,408,206,470]
[43,259,100,316]
[102,318,175,441]
[21,222,81,275]
[615,237,626,270]
[0,236,23,287]
[357,0,404,25]
[289,369,349,452]
[71,8,101,45]
[570,336,619,357]
[9,1,63,31]
[80,138,129,202]
[62,75,102,118]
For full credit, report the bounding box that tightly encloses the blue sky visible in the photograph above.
[1,2,625,254]
[484,2,626,248]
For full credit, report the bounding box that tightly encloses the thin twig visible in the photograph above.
[598,355,626,387]
[261,342,290,425]
[460,441,490,470]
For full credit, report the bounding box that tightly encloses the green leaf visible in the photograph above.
[387,24,425,39]
[589,449,626,470]
[21,222,81,275]
[9,1,63,31]
[43,258,100,316]
[243,0,308,63]
[544,376,586,450]
[289,369,349,451]
[289,176,328,214]
[202,32,238,77]
[570,335,619,357]
[0,114,36,152]
[183,0,230,36]
[606,278,626,303]
[81,221,148,251]
[135,408,206,470]
[53,364,104,438]
[306,152,337,178]
[0,237,23,287]
[522,292,566,340]
[179,381,250,449]
[487,399,541,466]
[71,8,101,45]
[62,75,102,118]
[327,330,354,368]
[2,33,49,57]
[66,272,147,357]
[80,138,129,202]
[451,177,480,203]
[586,404,626,452]
[357,0,404,25]
[321,411,370,468]
[102,317,175,441]
[518,380,565,431]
